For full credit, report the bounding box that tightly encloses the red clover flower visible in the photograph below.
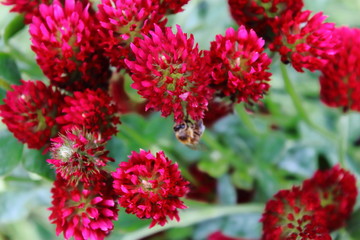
[0,80,63,149]
[125,25,214,123]
[112,149,189,228]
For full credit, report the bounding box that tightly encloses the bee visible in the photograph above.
[173,119,205,149]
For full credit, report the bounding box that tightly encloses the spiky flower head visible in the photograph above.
[208,26,272,103]
[269,10,339,72]
[96,0,167,70]
[112,149,189,228]
[228,0,304,42]
[49,173,119,240]
[319,27,360,111]
[29,0,110,91]
[125,25,214,123]
[302,165,358,231]
[261,187,331,240]
[56,88,120,141]
[0,80,63,149]
[48,128,114,185]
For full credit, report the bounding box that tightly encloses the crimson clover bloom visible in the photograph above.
[228,0,304,42]
[208,26,272,103]
[302,165,358,231]
[319,27,360,111]
[49,173,119,240]
[125,24,214,123]
[112,149,189,228]
[48,128,114,185]
[29,0,111,91]
[261,187,331,240]
[56,88,120,141]
[269,10,339,72]
[96,0,167,70]
[0,80,63,149]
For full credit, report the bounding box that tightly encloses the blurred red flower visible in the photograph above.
[319,27,360,111]
[269,10,339,72]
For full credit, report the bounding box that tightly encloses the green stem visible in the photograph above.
[280,64,337,140]
[338,114,349,168]
[201,131,226,153]
[117,123,150,147]
[119,203,264,240]
[235,103,263,136]
[0,77,11,91]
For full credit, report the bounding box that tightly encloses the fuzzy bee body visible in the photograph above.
[173,119,205,148]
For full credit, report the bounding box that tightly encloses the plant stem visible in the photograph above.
[280,63,337,140]
[0,78,11,91]
[235,103,264,136]
[117,123,150,147]
[338,113,349,168]
[120,203,264,240]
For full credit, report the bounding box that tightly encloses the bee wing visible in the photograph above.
[185,141,208,151]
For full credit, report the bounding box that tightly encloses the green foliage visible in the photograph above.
[0,130,23,175]
[3,15,25,44]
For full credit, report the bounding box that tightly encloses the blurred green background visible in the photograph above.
[1,0,360,239]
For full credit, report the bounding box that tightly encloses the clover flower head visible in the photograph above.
[269,10,339,72]
[228,0,304,42]
[302,165,358,231]
[30,0,110,91]
[126,25,214,123]
[319,27,360,111]
[48,128,114,185]
[261,187,331,240]
[208,26,272,103]
[56,88,120,141]
[49,174,119,240]
[0,80,63,149]
[96,0,167,70]
[112,149,189,228]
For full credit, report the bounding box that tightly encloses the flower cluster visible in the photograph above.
[319,26,360,111]
[228,0,304,42]
[269,10,339,72]
[30,0,110,91]
[261,165,357,239]
[302,165,358,231]
[207,26,272,103]
[112,149,189,227]
[126,25,214,123]
[0,80,63,149]
[49,174,118,240]
[48,128,114,185]
[96,0,167,70]
[228,1,341,73]
[56,88,120,141]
